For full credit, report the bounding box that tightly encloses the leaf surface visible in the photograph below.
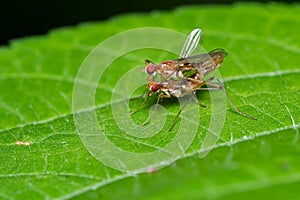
[0,3,299,199]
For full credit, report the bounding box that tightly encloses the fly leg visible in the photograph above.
[186,77,216,108]
[168,90,208,132]
[168,95,193,132]
[140,93,170,126]
[168,78,213,131]
[203,77,257,121]
[191,94,207,108]
[129,95,148,115]
[129,88,149,115]
[168,100,186,132]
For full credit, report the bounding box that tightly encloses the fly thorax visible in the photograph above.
[158,60,175,70]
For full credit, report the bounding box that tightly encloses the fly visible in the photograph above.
[135,28,257,132]
[143,28,202,82]
[144,48,227,82]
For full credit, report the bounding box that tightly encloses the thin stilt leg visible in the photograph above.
[140,95,161,126]
[129,95,148,115]
[168,96,192,132]
[203,77,257,121]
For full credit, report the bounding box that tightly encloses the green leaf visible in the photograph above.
[1,2,300,199]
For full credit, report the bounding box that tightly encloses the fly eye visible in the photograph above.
[151,83,161,92]
[146,82,161,93]
[145,63,157,75]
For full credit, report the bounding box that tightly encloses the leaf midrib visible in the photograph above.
[52,124,300,200]
[2,124,299,200]
[1,69,299,133]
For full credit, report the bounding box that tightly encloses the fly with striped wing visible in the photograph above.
[135,28,257,131]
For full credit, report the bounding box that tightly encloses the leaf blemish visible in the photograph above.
[16,141,31,146]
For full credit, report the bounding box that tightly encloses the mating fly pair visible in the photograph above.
[138,28,257,131]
